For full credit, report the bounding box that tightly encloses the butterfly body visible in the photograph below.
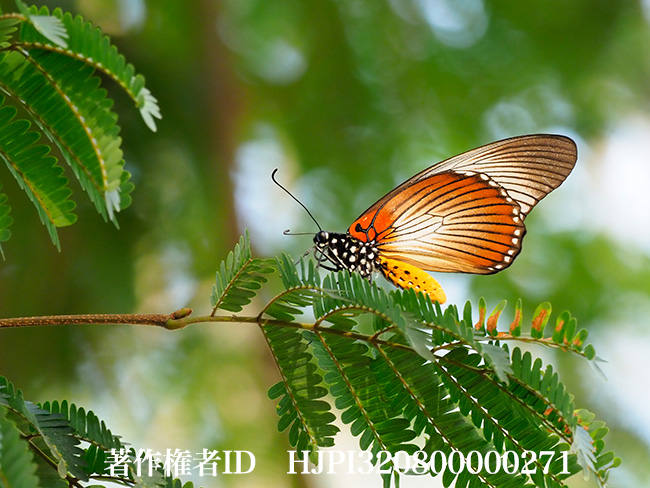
[306,134,577,304]
[313,229,449,302]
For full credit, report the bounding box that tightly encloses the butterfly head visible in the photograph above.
[313,230,330,246]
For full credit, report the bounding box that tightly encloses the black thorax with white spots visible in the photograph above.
[313,231,378,278]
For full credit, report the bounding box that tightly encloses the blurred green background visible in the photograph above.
[1,0,650,486]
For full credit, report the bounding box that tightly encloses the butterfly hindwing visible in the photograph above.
[368,172,526,274]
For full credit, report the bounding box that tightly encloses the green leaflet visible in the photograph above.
[480,343,514,384]
[312,334,418,454]
[574,409,620,481]
[0,18,20,47]
[511,348,576,430]
[440,347,578,485]
[388,290,513,383]
[510,348,618,479]
[28,49,130,217]
[16,0,68,47]
[347,339,528,487]
[262,254,326,321]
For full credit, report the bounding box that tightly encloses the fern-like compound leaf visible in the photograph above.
[258,251,617,486]
[0,94,76,248]
[0,404,40,488]
[40,400,123,476]
[264,326,339,459]
[211,230,275,313]
[0,183,12,256]
[0,3,161,249]
[28,49,130,219]
[0,377,87,480]
[0,47,130,221]
[18,5,161,131]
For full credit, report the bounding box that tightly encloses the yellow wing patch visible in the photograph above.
[378,256,446,304]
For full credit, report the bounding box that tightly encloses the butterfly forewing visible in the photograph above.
[408,134,576,215]
[348,134,577,275]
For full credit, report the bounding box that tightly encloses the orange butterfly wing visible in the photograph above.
[349,134,577,274]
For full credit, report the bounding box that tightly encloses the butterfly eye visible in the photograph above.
[314,231,329,245]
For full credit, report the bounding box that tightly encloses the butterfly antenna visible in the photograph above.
[283,229,315,236]
[271,169,322,232]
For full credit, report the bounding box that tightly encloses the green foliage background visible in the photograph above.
[1,0,649,487]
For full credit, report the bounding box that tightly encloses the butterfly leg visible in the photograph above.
[294,246,316,266]
[313,248,341,272]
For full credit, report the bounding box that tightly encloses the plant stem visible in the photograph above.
[0,308,586,358]
[0,309,414,351]
[0,308,193,329]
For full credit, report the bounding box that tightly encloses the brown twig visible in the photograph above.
[0,308,193,330]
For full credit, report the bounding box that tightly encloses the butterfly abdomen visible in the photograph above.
[378,256,446,303]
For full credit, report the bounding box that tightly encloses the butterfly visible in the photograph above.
[274,134,577,304]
